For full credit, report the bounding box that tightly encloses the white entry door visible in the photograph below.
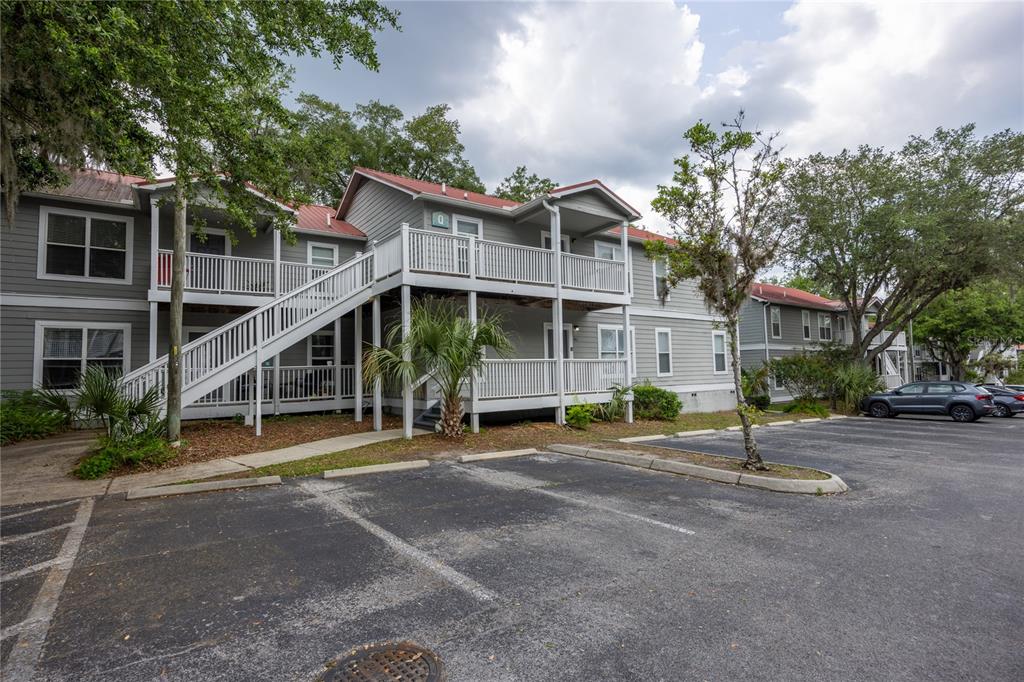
[544,323,574,359]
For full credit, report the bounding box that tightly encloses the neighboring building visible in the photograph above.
[914,341,1020,382]
[738,282,911,402]
[1,167,737,437]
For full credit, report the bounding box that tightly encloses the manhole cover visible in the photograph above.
[322,641,444,682]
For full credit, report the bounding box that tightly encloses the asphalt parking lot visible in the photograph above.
[2,416,1022,681]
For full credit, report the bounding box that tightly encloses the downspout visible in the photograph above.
[762,302,770,364]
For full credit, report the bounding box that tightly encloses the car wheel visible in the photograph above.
[993,404,1011,418]
[869,402,890,418]
[950,405,976,423]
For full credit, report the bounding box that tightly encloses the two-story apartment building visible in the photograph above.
[1,167,738,438]
[738,282,911,401]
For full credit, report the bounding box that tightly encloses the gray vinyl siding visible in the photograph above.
[0,305,150,390]
[739,300,844,348]
[739,299,768,346]
[346,182,423,241]
[281,233,363,265]
[1,196,150,299]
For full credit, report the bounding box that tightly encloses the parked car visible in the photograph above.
[977,384,1024,418]
[861,381,995,422]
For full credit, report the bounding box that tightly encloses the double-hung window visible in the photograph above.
[712,331,728,374]
[655,328,672,376]
[598,325,636,376]
[38,207,133,284]
[653,259,670,301]
[818,314,833,341]
[801,310,812,340]
[308,242,338,268]
[34,322,129,389]
[770,306,782,338]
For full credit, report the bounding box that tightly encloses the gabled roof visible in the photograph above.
[750,282,846,312]
[336,167,642,222]
[608,224,676,244]
[295,204,365,239]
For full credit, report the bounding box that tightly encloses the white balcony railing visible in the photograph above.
[476,358,627,400]
[155,225,629,300]
[190,365,355,407]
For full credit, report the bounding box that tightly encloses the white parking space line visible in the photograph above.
[2,497,94,682]
[0,500,78,521]
[0,523,74,546]
[451,464,696,537]
[298,482,497,603]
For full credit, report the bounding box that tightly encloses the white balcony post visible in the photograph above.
[372,295,383,431]
[149,196,159,291]
[401,285,413,439]
[469,291,479,433]
[467,234,476,280]
[273,228,281,297]
[354,304,363,421]
[551,205,565,424]
[148,302,158,362]
[254,320,263,437]
[333,317,342,410]
[621,220,633,422]
[400,222,410,274]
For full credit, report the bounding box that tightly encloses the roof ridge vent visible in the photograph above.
[441,182,446,195]
[463,191,468,199]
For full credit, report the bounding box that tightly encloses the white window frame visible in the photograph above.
[711,330,728,375]
[771,356,784,390]
[598,323,636,377]
[655,328,673,377]
[818,313,833,341]
[37,206,134,285]
[307,329,336,366]
[451,213,482,238]
[652,258,670,301]
[188,226,231,256]
[770,306,782,338]
[542,322,574,359]
[540,231,570,253]
[32,320,132,390]
[801,310,812,340]
[307,241,339,268]
[594,240,622,261]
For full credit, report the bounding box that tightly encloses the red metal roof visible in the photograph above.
[41,169,146,204]
[608,225,676,244]
[750,282,845,311]
[352,167,521,209]
[295,204,365,238]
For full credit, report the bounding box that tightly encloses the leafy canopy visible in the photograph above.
[494,165,559,203]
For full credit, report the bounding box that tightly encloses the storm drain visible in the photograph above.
[322,641,444,682]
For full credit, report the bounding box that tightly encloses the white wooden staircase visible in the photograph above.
[123,252,375,411]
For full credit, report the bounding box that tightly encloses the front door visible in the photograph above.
[544,323,574,359]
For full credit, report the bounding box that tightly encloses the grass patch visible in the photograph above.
[255,452,393,478]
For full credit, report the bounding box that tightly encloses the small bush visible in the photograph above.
[831,364,883,413]
[1005,367,1024,384]
[74,451,117,479]
[769,354,830,402]
[0,390,67,445]
[74,432,173,479]
[746,394,771,410]
[566,403,597,430]
[594,383,631,422]
[632,383,682,420]
[783,399,829,418]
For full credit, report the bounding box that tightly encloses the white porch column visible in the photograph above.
[621,220,634,423]
[148,302,158,362]
[149,196,159,292]
[372,296,383,431]
[333,317,342,411]
[254,323,264,436]
[401,285,413,439]
[354,304,363,421]
[550,205,565,424]
[468,291,479,433]
[273,228,281,296]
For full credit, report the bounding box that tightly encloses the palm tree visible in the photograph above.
[363,296,514,437]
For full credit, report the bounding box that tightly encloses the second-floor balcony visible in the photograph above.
[153,225,631,307]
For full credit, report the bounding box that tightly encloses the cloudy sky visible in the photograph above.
[287,0,1023,231]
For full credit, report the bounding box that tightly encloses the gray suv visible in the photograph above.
[861,382,996,422]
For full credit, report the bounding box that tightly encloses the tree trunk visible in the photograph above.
[728,317,766,470]
[166,179,187,442]
[439,393,464,438]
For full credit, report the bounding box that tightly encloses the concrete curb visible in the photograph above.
[125,476,281,500]
[546,444,847,494]
[617,434,671,443]
[674,429,718,438]
[323,460,429,479]
[765,420,794,426]
[458,448,538,463]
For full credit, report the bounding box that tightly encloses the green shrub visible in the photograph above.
[74,432,173,480]
[632,383,682,420]
[566,403,597,429]
[783,399,829,418]
[768,354,830,402]
[831,363,883,413]
[746,393,771,410]
[74,451,117,479]
[594,383,632,422]
[0,390,67,445]
[1006,367,1024,384]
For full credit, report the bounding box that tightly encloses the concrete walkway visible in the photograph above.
[1,428,428,506]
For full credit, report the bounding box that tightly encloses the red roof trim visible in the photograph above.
[750,282,846,311]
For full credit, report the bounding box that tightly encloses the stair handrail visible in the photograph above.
[123,251,375,401]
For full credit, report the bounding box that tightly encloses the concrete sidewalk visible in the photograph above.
[2,428,428,505]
